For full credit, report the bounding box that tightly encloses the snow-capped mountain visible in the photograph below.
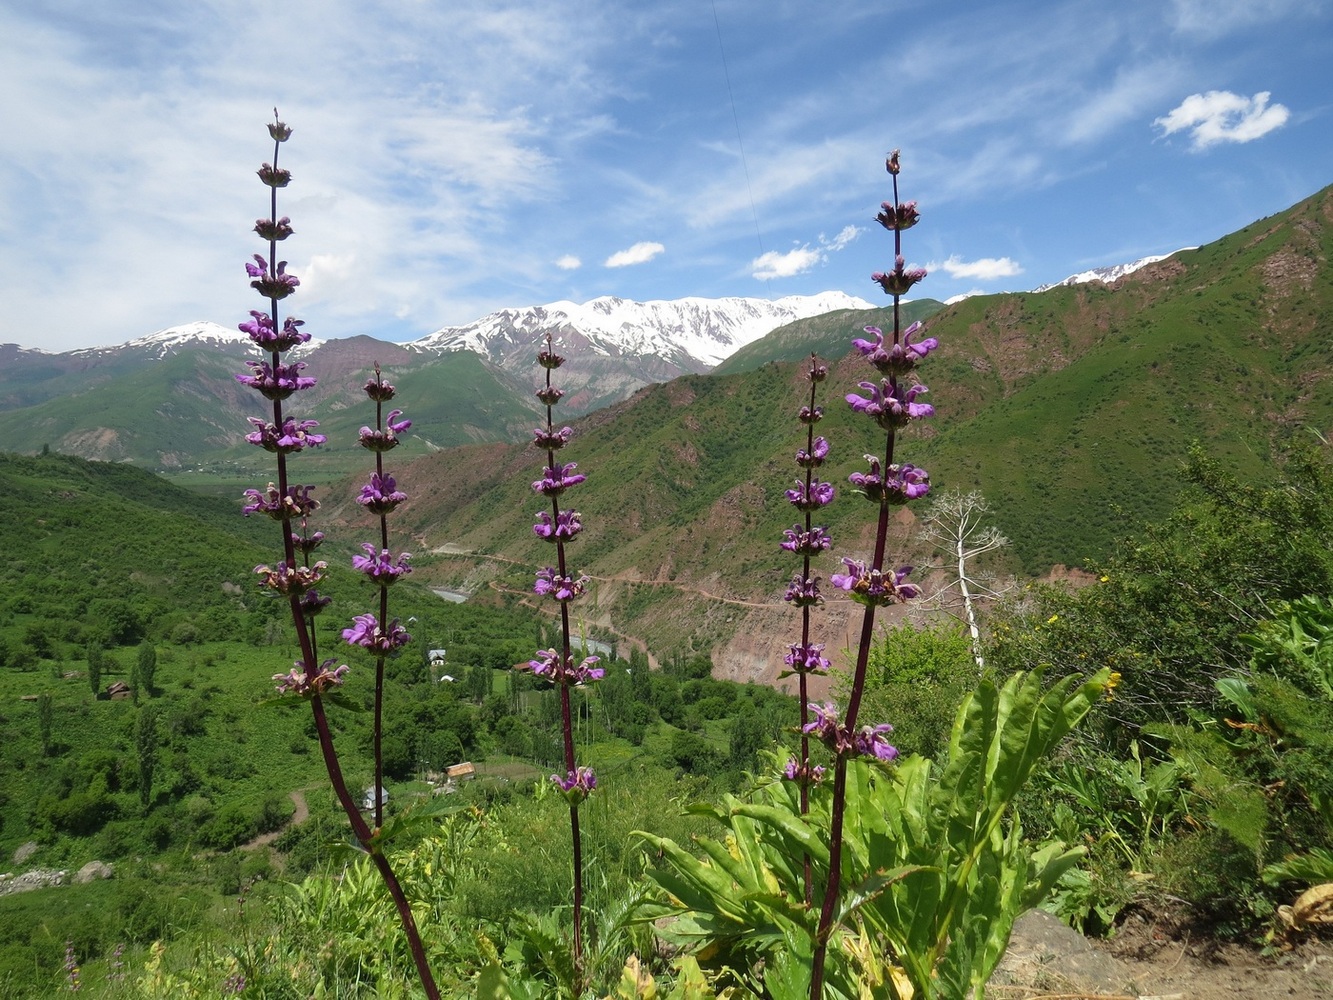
[1033,249,1197,292]
[73,321,326,360]
[409,292,874,369]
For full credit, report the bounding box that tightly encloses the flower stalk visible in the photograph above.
[520,334,600,984]
[780,354,834,901]
[809,150,932,999]
[235,112,439,1000]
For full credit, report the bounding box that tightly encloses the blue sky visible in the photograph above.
[1,0,1329,353]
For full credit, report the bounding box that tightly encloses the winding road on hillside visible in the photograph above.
[242,789,310,851]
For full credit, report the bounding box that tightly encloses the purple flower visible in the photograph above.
[357,472,407,515]
[783,642,830,674]
[254,216,293,241]
[874,200,919,232]
[358,410,411,452]
[533,509,582,543]
[845,379,934,430]
[242,483,319,520]
[268,116,293,142]
[245,416,326,453]
[848,457,931,504]
[871,256,928,297]
[299,589,332,616]
[552,766,597,802]
[780,525,832,555]
[363,376,396,402]
[246,255,301,300]
[807,360,829,383]
[784,574,823,607]
[534,568,588,602]
[351,544,412,585]
[272,658,349,696]
[851,322,939,375]
[291,529,325,553]
[795,436,830,469]
[537,348,566,370]
[532,462,586,496]
[783,757,827,784]
[343,613,411,652]
[238,310,308,352]
[257,162,291,187]
[235,359,316,399]
[798,405,824,425]
[525,648,604,685]
[254,560,326,595]
[802,702,898,761]
[535,385,565,406]
[785,479,835,512]
[829,560,920,606]
[532,426,574,451]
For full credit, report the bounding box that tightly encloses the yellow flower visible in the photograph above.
[1046,614,1059,624]
[1104,671,1122,701]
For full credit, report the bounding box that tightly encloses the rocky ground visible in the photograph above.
[995,908,1332,999]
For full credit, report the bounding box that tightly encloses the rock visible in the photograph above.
[11,842,38,865]
[992,908,1141,996]
[75,861,113,884]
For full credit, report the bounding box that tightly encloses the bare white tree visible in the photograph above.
[919,490,1010,669]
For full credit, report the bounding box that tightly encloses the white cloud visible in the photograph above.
[1154,91,1290,150]
[751,246,823,280]
[822,225,859,251]
[555,254,582,270]
[604,241,664,268]
[928,255,1024,281]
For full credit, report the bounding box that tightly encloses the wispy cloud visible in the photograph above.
[1154,90,1290,149]
[555,255,582,271]
[928,255,1024,281]
[751,226,861,281]
[604,241,665,268]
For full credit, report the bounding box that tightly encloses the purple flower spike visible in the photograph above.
[525,648,604,685]
[852,323,939,375]
[874,200,919,232]
[784,574,823,607]
[363,376,396,402]
[533,509,583,543]
[534,568,588,602]
[358,410,411,452]
[532,462,587,496]
[532,426,574,450]
[242,483,319,520]
[254,216,293,241]
[299,589,332,616]
[785,479,835,512]
[795,436,830,469]
[537,348,566,370]
[551,766,596,802]
[798,404,824,425]
[829,560,921,606]
[872,255,928,297]
[852,723,899,761]
[849,458,930,504]
[245,416,326,453]
[802,702,897,761]
[246,255,301,300]
[845,380,934,430]
[357,472,408,515]
[343,613,411,652]
[272,658,349,697]
[238,311,308,352]
[254,560,326,595]
[780,525,832,555]
[351,543,412,585]
[783,757,827,784]
[535,385,565,406]
[235,359,316,399]
[257,163,291,188]
[291,529,324,554]
[784,642,831,674]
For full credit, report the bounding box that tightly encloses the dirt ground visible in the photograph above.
[993,907,1332,999]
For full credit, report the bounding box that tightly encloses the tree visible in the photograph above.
[37,692,53,756]
[86,642,104,698]
[136,642,157,698]
[919,490,1010,669]
[136,705,158,811]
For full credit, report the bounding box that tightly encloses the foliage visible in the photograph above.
[641,669,1109,1000]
